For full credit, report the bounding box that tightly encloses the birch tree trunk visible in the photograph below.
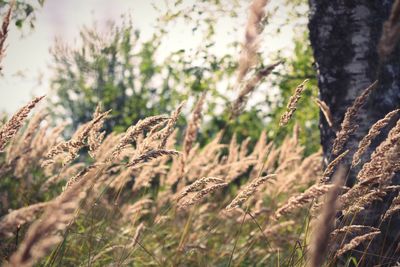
[309,0,400,264]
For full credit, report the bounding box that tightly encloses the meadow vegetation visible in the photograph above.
[0,0,400,266]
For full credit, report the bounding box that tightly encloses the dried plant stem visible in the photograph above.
[309,166,346,267]
[176,177,224,202]
[378,0,400,60]
[279,79,308,127]
[156,102,185,149]
[320,150,349,184]
[352,109,399,166]
[0,202,49,238]
[274,184,334,219]
[8,166,101,267]
[225,174,276,211]
[334,231,380,258]
[342,189,387,215]
[330,225,380,239]
[110,115,169,160]
[178,183,228,209]
[43,110,110,166]
[231,62,280,119]
[0,96,45,151]
[237,0,269,83]
[331,81,377,155]
[263,220,295,236]
[127,149,181,167]
[88,105,107,158]
[314,98,333,127]
[357,119,400,183]
[0,1,13,69]
[183,92,206,158]
[382,192,400,221]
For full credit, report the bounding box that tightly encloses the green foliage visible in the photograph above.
[49,0,319,154]
[0,0,45,29]
[49,19,238,136]
[51,24,176,133]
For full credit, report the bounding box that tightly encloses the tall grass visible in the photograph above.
[1,0,400,266]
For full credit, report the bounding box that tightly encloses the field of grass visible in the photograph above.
[1,0,400,266]
[0,81,399,266]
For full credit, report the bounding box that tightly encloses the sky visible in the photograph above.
[0,0,301,114]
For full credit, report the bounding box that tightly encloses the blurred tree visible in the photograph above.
[49,20,237,134]
[50,24,163,133]
[49,0,319,155]
[0,0,45,29]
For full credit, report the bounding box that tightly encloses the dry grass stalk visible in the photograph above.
[176,177,225,202]
[63,165,96,192]
[153,102,185,149]
[43,110,110,166]
[225,158,258,183]
[314,98,333,127]
[20,111,48,149]
[335,231,380,258]
[0,202,49,238]
[88,105,107,158]
[0,96,45,151]
[279,79,308,127]
[183,92,206,158]
[331,81,377,155]
[207,158,253,178]
[109,167,132,191]
[90,245,125,264]
[129,222,145,249]
[154,215,169,225]
[0,1,13,69]
[136,103,184,154]
[352,109,399,166]
[309,166,346,267]
[343,189,387,215]
[382,192,400,221]
[127,149,181,167]
[338,184,370,211]
[227,133,239,164]
[8,166,98,267]
[239,137,251,159]
[124,199,153,214]
[90,222,145,264]
[34,123,67,157]
[8,111,48,177]
[252,130,267,155]
[263,220,295,236]
[237,0,269,83]
[121,200,153,223]
[274,184,334,219]
[132,163,168,192]
[330,225,380,239]
[231,62,280,119]
[110,115,169,160]
[320,150,349,184]
[178,183,228,209]
[225,174,276,211]
[357,119,400,183]
[378,0,400,60]
[379,136,400,184]
[40,163,85,192]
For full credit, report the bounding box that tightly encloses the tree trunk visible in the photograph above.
[309,0,400,265]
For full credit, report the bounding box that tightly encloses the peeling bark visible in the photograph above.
[309,0,400,265]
